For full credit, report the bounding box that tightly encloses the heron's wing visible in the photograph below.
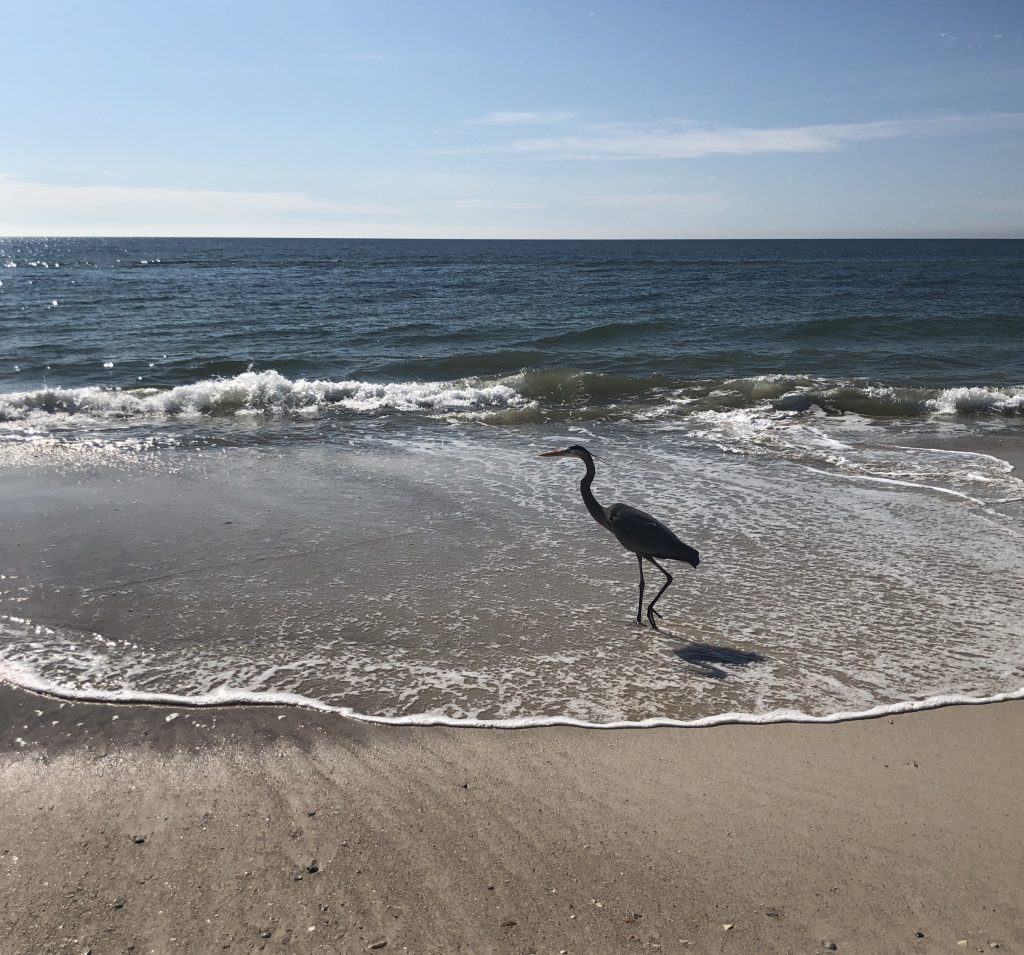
[606,503,700,566]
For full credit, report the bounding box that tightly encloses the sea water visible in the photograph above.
[1,237,1022,725]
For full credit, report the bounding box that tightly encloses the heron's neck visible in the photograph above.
[579,457,612,530]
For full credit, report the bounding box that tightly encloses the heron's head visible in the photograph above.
[539,444,593,461]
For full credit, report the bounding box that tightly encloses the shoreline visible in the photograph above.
[4,663,1024,730]
[3,682,1023,953]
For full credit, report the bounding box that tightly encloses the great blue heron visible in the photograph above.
[540,444,700,629]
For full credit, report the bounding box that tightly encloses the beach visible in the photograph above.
[2,237,1023,953]
[2,683,1022,954]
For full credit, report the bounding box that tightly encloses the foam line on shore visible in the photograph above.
[3,660,1023,731]
[889,445,1017,471]
[795,464,992,505]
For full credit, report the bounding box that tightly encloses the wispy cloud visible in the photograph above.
[426,198,547,211]
[469,110,577,126]
[587,191,725,210]
[956,197,1024,213]
[0,177,411,237]
[454,112,1024,160]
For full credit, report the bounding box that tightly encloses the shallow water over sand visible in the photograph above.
[2,417,1022,724]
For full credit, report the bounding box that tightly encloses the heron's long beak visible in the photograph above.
[539,449,570,457]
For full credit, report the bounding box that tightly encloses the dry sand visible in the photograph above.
[1,684,1022,955]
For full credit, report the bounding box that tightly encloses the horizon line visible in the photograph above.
[3,234,1023,242]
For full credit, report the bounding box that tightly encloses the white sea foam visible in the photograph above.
[3,371,1023,430]
[926,385,1024,415]
[676,407,1022,518]
[796,465,990,506]
[699,377,1024,419]
[0,370,528,423]
[2,659,1022,730]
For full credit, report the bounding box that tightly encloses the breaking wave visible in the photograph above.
[0,371,527,423]
[1,369,1022,427]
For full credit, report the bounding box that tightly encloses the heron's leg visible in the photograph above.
[635,554,646,626]
[645,557,674,629]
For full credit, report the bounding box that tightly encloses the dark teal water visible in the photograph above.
[2,238,1022,417]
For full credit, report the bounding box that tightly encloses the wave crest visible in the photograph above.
[1,369,1022,427]
[926,386,1024,416]
[0,371,528,423]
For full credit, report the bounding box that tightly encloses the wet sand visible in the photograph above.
[889,424,1024,475]
[2,683,1022,954]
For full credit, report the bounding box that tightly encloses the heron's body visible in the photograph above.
[605,503,700,564]
[541,444,699,629]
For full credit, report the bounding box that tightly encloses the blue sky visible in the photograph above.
[2,0,1023,238]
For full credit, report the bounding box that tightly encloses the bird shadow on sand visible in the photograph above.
[670,641,767,681]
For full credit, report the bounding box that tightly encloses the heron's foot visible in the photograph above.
[646,612,660,630]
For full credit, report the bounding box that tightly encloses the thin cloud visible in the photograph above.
[426,198,548,211]
[0,177,411,237]
[470,110,577,126]
[461,112,1024,160]
[957,197,1024,212]
[588,191,725,209]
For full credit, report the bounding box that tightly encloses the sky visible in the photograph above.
[2,0,1023,238]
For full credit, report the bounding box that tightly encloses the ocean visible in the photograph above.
[1,236,1022,726]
